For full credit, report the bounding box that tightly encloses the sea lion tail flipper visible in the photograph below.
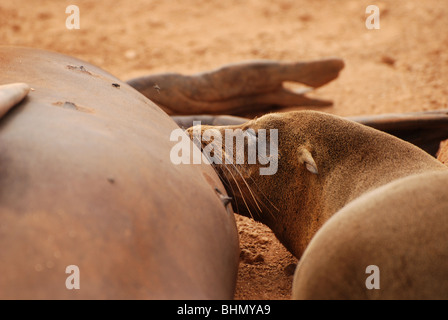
[183,58,345,99]
[281,58,345,88]
[0,83,31,120]
[255,87,333,108]
[127,59,343,116]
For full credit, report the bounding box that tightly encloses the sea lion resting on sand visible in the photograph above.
[0,46,239,299]
[188,111,448,299]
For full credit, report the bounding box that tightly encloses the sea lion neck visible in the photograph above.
[276,111,448,257]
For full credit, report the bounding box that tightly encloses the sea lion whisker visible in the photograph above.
[205,155,243,216]
[228,163,263,214]
[223,157,266,219]
[190,126,270,220]
[220,163,255,220]
[229,164,280,218]
[219,151,256,217]
[191,137,243,216]
[244,172,280,212]
[233,163,278,220]
[217,166,242,216]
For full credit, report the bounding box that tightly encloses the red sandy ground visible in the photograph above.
[1,0,448,300]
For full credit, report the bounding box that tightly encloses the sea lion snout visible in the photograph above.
[186,118,282,220]
[186,122,278,175]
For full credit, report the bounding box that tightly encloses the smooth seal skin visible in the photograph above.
[293,171,448,300]
[0,46,239,299]
[187,111,448,298]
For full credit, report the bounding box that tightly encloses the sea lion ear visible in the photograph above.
[298,147,319,175]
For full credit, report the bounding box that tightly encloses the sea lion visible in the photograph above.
[127,58,344,116]
[187,110,448,298]
[0,46,239,299]
[292,171,448,300]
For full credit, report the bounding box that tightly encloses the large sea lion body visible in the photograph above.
[0,47,239,299]
[188,111,448,299]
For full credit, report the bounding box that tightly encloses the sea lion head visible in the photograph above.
[186,110,354,257]
[187,110,442,257]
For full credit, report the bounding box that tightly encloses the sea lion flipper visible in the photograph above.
[0,83,31,119]
[127,59,344,116]
[258,87,334,108]
[281,58,345,88]
[182,58,345,99]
